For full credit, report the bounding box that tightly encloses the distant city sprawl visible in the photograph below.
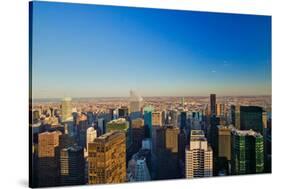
[30,91,272,187]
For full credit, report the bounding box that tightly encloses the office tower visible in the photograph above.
[180,112,187,129]
[231,129,264,175]
[106,118,130,144]
[209,115,220,175]
[88,131,126,184]
[152,111,162,126]
[216,125,231,175]
[129,90,143,113]
[165,126,180,153]
[59,145,85,185]
[38,131,62,187]
[143,106,154,138]
[216,103,225,117]
[231,105,263,133]
[118,106,129,118]
[210,94,216,116]
[185,130,213,179]
[97,118,105,136]
[131,118,145,154]
[77,113,89,149]
[240,106,263,133]
[61,97,73,122]
[178,129,187,162]
[86,127,97,152]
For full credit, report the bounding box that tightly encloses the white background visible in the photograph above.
[0,0,279,188]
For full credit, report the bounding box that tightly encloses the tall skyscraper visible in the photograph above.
[143,106,154,138]
[131,118,145,154]
[240,106,263,134]
[180,111,187,129]
[88,131,126,184]
[231,129,264,174]
[59,145,85,185]
[129,90,143,113]
[231,105,263,134]
[77,113,89,149]
[86,127,97,152]
[38,131,62,187]
[185,130,213,179]
[210,94,216,116]
[61,97,73,122]
[215,125,231,175]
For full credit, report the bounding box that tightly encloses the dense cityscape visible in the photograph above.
[30,91,272,187]
[29,3,271,187]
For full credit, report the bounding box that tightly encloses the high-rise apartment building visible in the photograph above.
[185,130,213,179]
[88,131,126,184]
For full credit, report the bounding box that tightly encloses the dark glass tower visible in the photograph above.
[231,129,264,175]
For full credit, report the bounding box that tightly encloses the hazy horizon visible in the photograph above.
[31,2,272,99]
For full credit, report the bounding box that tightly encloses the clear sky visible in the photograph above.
[31,1,271,98]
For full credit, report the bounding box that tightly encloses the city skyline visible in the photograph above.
[31,2,271,98]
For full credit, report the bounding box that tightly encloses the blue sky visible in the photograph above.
[31,2,271,98]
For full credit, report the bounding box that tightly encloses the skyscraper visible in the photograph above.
[38,131,62,187]
[131,118,145,154]
[216,125,231,175]
[210,94,216,116]
[185,130,213,179]
[86,127,97,152]
[106,118,131,148]
[180,111,187,129]
[61,97,73,122]
[143,106,154,138]
[231,105,263,134]
[129,90,143,113]
[240,106,263,134]
[231,129,264,175]
[59,145,85,185]
[88,131,126,184]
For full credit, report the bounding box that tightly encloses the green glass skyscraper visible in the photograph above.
[143,106,154,138]
[231,129,264,175]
